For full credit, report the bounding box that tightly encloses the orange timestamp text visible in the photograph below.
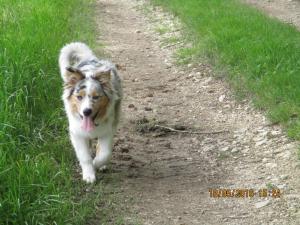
[209,188,281,198]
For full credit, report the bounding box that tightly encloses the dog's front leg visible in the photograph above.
[70,133,95,183]
[93,134,113,170]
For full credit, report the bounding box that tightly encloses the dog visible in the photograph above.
[59,42,122,183]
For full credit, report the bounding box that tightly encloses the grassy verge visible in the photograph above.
[0,0,122,224]
[151,0,300,139]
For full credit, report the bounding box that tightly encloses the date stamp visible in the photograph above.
[209,188,281,198]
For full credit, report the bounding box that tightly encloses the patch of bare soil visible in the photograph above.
[95,0,300,224]
[244,0,300,29]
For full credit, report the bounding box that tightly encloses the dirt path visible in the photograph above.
[244,0,300,30]
[96,0,300,224]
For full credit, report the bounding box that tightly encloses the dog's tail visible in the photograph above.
[59,42,95,81]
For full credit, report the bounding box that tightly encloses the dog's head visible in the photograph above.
[64,66,112,132]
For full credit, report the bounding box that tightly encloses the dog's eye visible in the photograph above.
[77,96,83,101]
[92,96,100,100]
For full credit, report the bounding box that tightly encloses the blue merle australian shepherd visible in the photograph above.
[59,42,122,183]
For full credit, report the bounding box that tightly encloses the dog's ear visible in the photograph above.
[93,69,111,87]
[65,66,85,86]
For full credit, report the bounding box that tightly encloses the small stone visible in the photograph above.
[262,158,269,163]
[128,104,135,108]
[241,148,249,153]
[266,162,277,169]
[277,184,287,189]
[218,95,225,102]
[258,130,269,137]
[120,145,130,153]
[144,107,153,111]
[165,63,172,69]
[255,200,270,209]
[266,176,273,180]
[231,148,239,153]
[253,136,264,142]
[255,139,267,147]
[280,175,289,180]
[270,130,281,136]
[187,73,193,79]
[147,93,154,97]
[221,146,229,152]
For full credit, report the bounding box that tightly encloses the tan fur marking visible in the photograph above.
[70,90,85,114]
[70,95,79,114]
[63,83,73,91]
[96,142,101,155]
[78,89,86,97]
[96,96,110,120]
[91,90,98,97]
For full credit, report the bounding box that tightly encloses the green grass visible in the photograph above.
[151,0,300,139]
[155,26,170,35]
[0,0,113,224]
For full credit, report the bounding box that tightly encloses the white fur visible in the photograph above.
[59,42,97,82]
[59,42,122,183]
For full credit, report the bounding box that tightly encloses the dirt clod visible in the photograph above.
[128,104,135,108]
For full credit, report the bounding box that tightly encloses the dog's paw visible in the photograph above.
[82,172,96,183]
[82,166,96,183]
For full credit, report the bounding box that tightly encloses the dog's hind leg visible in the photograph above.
[70,133,96,183]
[93,134,113,170]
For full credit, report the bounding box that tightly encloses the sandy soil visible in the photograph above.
[94,0,300,224]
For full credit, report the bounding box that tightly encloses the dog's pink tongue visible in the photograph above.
[81,116,95,132]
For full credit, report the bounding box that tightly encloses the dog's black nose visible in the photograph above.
[83,108,92,117]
